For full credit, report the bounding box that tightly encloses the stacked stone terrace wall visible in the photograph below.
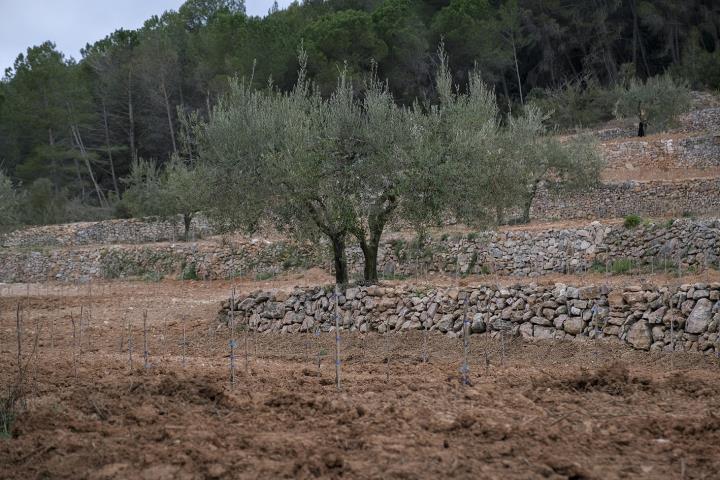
[601,134,720,170]
[678,106,720,134]
[0,215,212,248]
[0,238,324,283]
[219,282,720,354]
[1,219,717,283]
[586,106,720,142]
[532,179,720,220]
[374,218,719,278]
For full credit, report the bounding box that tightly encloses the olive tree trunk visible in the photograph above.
[352,192,397,285]
[330,234,348,285]
[183,213,192,241]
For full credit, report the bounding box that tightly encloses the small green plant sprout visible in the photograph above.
[611,258,634,274]
[623,215,642,229]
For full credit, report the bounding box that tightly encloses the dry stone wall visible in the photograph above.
[585,106,720,142]
[531,179,720,220]
[0,239,324,283]
[219,282,720,354]
[1,219,717,283]
[602,134,720,170]
[374,218,719,278]
[678,106,720,134]
[0,215,212,248]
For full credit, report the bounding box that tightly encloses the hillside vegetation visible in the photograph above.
[0,0,717,228]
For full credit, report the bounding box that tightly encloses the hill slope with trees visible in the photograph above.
[0,0,718,227]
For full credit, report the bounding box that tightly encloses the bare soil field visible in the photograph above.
[2,278,720,479]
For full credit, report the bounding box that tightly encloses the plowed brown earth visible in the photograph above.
[1,280,719,479]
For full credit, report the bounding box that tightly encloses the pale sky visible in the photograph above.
[0,0,294,73]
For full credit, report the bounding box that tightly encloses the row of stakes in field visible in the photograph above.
[1,267,718,401]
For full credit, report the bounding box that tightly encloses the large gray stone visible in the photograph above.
[533,326,554,339]
[531,316,552,326]
[627,320,653,350]
[471,313,486,334]
[436,314,454,332]
[519,323,533,338]
[686,298,713,334]
[563,317,585,335]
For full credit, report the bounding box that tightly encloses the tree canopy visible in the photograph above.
[194,47,601,284]
[0,0,714,225]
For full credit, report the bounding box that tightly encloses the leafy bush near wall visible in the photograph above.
[611,258,634,274]
[180,261,198,280]
[100,248,177,279]
[624,215,643,229]
[100,251,145,279]
[142,271,164,282]
[390,239,407,262]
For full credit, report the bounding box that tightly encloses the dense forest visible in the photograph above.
[1,0,719,225]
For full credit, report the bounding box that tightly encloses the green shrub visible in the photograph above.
[180,262,198,280]
[390,239,407,262]
[255,272,274,281]
[0,170,21,228]
[623,215,642,229]
[142,271,164,282]
[589,260,606,273]
[22,178,67,225]
[1,396,16,439]
[611,258,633,274]
[466,232,477,242]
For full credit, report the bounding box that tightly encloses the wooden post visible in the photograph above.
[229,288,236,389]
[143,310,149,370]
[127,316,133,372]
[70,312,78,380]
[334,286,341,391]
[244,311,249,375]
[384,317,390,383]
[461,298,470,385]
[182,317,187,369]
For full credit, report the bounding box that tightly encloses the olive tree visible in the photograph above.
[195,54,365,284]
[195,48,601,284]
[121,157,203,240]
[503,109,604,225]
[195,53,443,284]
